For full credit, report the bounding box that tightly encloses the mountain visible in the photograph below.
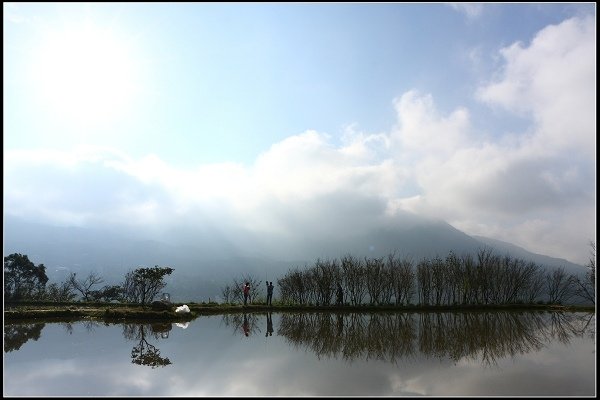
[3,214,586,302]
[471,235,586,276]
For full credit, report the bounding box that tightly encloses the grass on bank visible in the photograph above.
[3,300,595,322]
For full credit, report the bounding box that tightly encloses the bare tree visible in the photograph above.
[365,256,385,305]
[445,251,463,305]
[476,247,500,305]
[341,255,366,305]
[380,260,395,305]
[461,253,478,305]
[312,258,338,306]
[416,259,433,305]
[546,267,576,304]
[430,256,447,305]
[220,284,232,304]
[44,280,76,302]
[277,267,306,305]
[397,256,416,305]
[68,271,104,301]
[522,263,546,304]
[574,241,596,304]
[231,274,262,305]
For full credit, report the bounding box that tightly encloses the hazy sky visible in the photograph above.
[3,3,596,265]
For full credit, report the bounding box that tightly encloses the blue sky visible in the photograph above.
[3,3,596,264]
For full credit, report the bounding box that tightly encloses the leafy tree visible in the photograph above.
[88,285,123,302]
[4,253,49,300]
[121,266,174,306]
[99,285,124,302]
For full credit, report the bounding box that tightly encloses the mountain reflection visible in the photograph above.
[122,322,172,368]
[277,311,594,366]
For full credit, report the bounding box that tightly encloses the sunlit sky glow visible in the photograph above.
[3,3,596,265]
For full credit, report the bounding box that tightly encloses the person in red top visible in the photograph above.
[243,314,250,336]
[243,282,250,306]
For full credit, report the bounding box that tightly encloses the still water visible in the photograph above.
[4,311,596,396]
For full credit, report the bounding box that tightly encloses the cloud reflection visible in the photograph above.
[3,312,595,396]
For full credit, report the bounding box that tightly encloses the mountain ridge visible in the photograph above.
[3,215,586,302]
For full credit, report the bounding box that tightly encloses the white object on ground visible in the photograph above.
[175,304,190,313]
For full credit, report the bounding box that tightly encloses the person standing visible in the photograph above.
[243,282,250,306]
[336,283,343,306]
[266,281,274,306]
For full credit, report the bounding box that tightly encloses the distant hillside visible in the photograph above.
[471,235,586,276]
[3,214,588,302]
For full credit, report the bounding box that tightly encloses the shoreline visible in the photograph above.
[4,301,595,322]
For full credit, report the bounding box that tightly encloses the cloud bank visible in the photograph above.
[4,16,595,265]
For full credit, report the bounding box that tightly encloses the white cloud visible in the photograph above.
[477,15,596,158]
[389,15,596,264]
[392,90,472,159]
[3,15,595,265]
[447,3,484,20]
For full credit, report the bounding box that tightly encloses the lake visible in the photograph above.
[3,310,596,396]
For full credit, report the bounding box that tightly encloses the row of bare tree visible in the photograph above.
[275,247,595,306]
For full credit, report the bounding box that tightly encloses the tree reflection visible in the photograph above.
[122,323,172,368]
[59,320,102,336]
[277,311,595,366]
[221,313,261,337]
[4,322,45,353]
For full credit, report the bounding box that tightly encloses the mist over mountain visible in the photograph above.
[3,213,587,302]
[471,235,588,275]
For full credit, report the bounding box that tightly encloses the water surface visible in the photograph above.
[3,311,595,396]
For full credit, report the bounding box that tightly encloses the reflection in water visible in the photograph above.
[175,321,189,329]
[122,323,173,368]
[4,311,594,373]
[221,313,262,337]
[4,322,46,353]
[549,311,595,342]
[59,320,103,335]
[4,320,104,353]
[266,312,274,337]
[2,311,596,397]
[3,320,178,368]
[277,311,594,366]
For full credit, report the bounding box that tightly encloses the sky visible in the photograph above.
[3,3,597,265]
